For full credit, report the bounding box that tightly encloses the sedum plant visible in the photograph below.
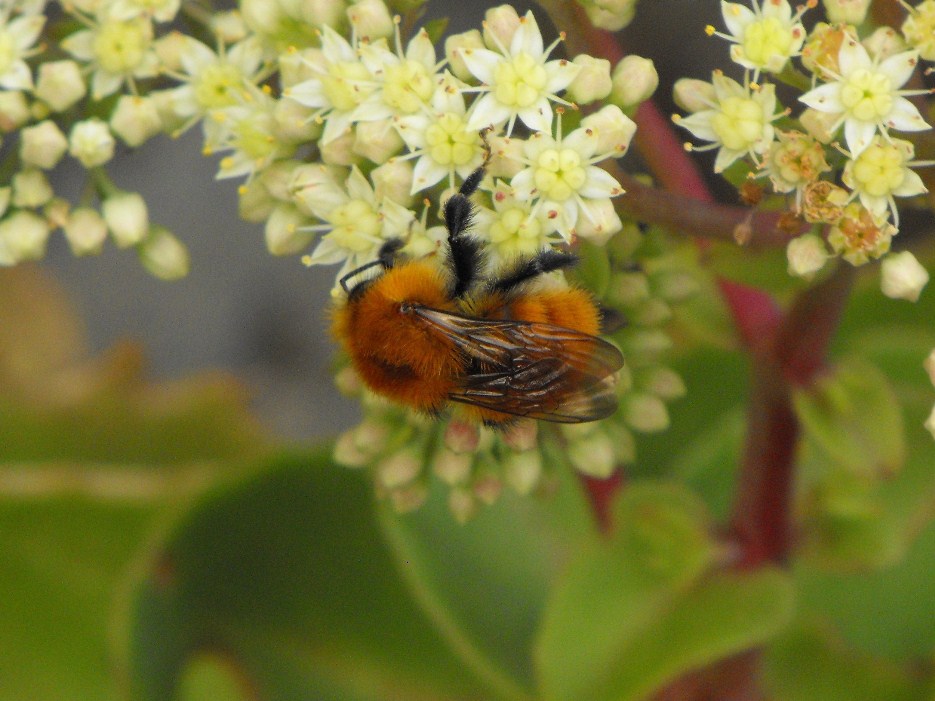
[2,0,935,700]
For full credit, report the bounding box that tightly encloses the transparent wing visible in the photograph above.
[412,306,624,423]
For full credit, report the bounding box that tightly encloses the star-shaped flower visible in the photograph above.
[799,38,931,157]
[458,10,579,134]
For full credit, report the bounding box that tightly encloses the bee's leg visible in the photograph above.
[339,238,405,295]
[444,130,495,298]
[489,249,578,295]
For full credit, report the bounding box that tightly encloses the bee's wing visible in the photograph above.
[412,306,624,423]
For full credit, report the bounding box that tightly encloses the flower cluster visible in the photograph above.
[675,0,935,302]
[0,0,696,516]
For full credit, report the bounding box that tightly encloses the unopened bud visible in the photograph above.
[445,30,484,82]
[611,55,658,110]
[444,418,480,453]
[69,119,115,168]
[924,348,935,387]
[580,104,637,156]
[63,207,108,256]
[371,159,414,207]
[567,55,612,105]
[623,392,670,433]
[582,0,638,31]
[139,226,190,280]
[486,134,524,178]
[377,447,423,488]
[211,10,249,43]
[0,92,29,131]
[274,98,321,143]
[673,78,715,113]
[432,447,473,484]
[35,60,87,112]
[568,429,616,478]
[320,128,359,166]
[103,192,149,247]
[787,233,829,278]
[265,203,314,255]
[925,405,935,441]
[822,0,871,25]
[575,197,622,245]
[111,95,162,147]
[881,251,929,302]
[862,26,906,60]
[20,120,68,169]
[353,118,404,163]
[448,487,477,523]
[502,419,537,451]
[289,164,345,217]
[0,210,50,264]
[504,450,542,495]
[483,5,521,49]
[12,168,53,208]
[347,0,394,40]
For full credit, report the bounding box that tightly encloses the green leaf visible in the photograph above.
[118,452,494,701]
[793,357,905,479]
[377,454,595,700]
[0,498,156,701]
[535,482,795,701]
[422,17,449,44]
[764,624,932,701]
[575,239,613,300]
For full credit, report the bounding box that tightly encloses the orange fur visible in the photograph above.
[334,259,617,426]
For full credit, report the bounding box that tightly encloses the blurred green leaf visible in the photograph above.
[0,266,270,701]
[576,239,613,300]
[119,452,495,701]
[535,483,794,701]
[764,624,932,701]
[377,455,595,700]
[793,357,905,479]
[422,16,449,44]
[0,498,156,701]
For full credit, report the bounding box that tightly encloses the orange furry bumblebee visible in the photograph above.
[331,164,624,426]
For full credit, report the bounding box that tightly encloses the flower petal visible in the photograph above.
[721,1,755,38]
[411,155,448,194]
[465,92,511,131]
[837,38,870,75]
[844,119,876,156]
[0,60,32,90]
[878,50,919,89]
[580,166,623,198]
[406,29,436,68]
[510,11,544,58]
[459,47,500,85]
[799,81,843,112]
[893,168,927,198]
[544,58,580,94]
[886,96,931,132]
[517,97,553,133]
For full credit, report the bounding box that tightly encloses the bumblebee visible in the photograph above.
[331,164,624,426]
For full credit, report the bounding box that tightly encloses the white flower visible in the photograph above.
[675,72,780,172]
[925,404,935,441]
[822,0,871,25]
[284,27,380,145]
[394,73,486,194]
[297,167,416,278]
[0,6,44,90]
[709,0,807,79]
[358,27,443,120]
[162,35,267,138]
[510,113,626,241]
[880,250,929,302]
[901,0,935,61]
[62,13,159,99]
[841,135,929,225]
[210,92,294,180]
[459,11,580,134]
[109,0,181,23]
[925,348,935,387]
[799,39,931,157]
[610,55,658,109]
[473,180,560,264]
